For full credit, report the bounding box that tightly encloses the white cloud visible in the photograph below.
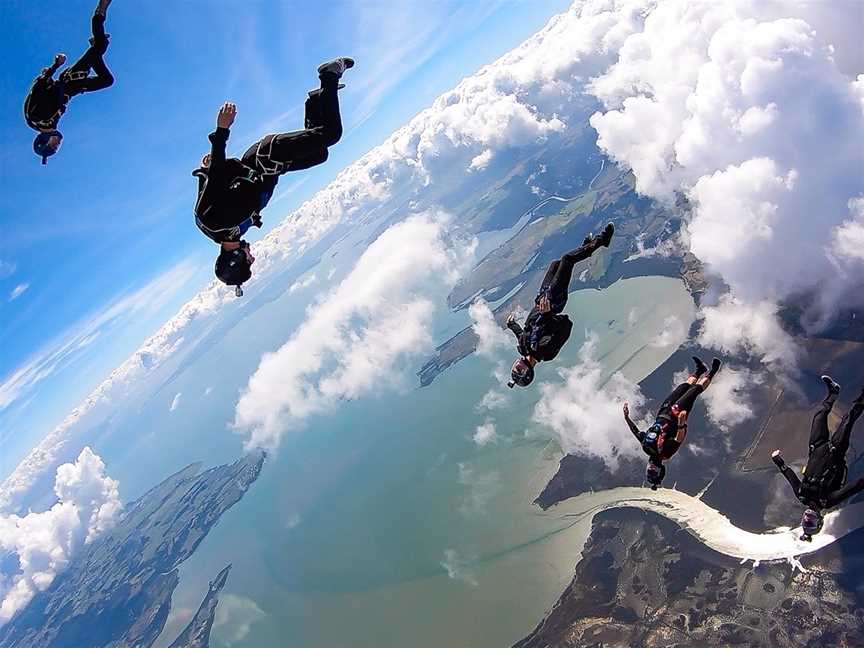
[288,273,317,294]
[587,0,864,363]
[0,447,120,626]
[213,594,266,646]
[468,299,510,358]
[830,196,864,264]
[468,149,494,171]
[169,392,182,412]
[650,315,687,348]
[8,283,29,302]
[234,214,474,450]
[0,261,198,417]
[475,388,508,412]
[702,366,763,432]
[472,419,498,447]
[532,334,646,470]
[440,549,478,587]
[698,295,797,371]
[457,463,500,516]
[0,260,16,280]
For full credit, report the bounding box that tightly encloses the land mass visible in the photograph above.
[168,564,232,648]
[514,508,864,647]
[0,453,264,648]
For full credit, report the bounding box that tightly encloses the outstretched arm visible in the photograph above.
[208,102,237,172]
[623,403,642,441]
[824,478,864,508]
[773,458,802,497]
[35,53,66,85]
[505,313,523,339]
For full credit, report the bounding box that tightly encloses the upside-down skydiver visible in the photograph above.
[24,0,115,164]
[193,57,354,296]
[624,356,722,490]
[772,375,864,541]
[505,223,615,388]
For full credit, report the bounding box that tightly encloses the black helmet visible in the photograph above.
[215,247,252,294]
[33,130,63,164]
[800,508,823,540]
[508,357,535,388]
[646,460,665,490]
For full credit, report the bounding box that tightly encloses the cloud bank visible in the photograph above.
[0,448,120,626]
[587,0,864,364]
[234,214,474,450]
[532,334,646,470]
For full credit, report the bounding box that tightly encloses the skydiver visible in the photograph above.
[24,0,115,164]
[624,356,722,490]
[771,375,864,542]
[193,57,354,296]
[505,223,615,388]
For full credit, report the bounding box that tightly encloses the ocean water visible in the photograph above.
[141,274,696,648]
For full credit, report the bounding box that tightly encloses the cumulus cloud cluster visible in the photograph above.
[472,420,498,447]
[0,448,120,626]
[532,334,646,470]
[234,214,474,450]
[588,0,864,364]
[650,315,687,348]
[702,366,763,432]
[468,300,510,358]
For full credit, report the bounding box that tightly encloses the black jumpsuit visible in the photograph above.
[24,12,114,132]
[193,75,343,244]
[507,239,602,361]
[776,395,864,509]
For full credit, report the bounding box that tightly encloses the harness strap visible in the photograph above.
[195,216,241,244]
[253,134,287,175]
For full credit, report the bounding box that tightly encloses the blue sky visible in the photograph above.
[0,0,572,474]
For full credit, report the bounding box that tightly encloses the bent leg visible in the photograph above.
[266,128,330,170]
[830,401,863,456]
[539,261,560,293]
[60,14,113,96]
[674,384,704,413]
[305,78,343,147]
[547,241,599,305]
[316,75,343,147]
[660,383,691,412]
[809,397,833,448]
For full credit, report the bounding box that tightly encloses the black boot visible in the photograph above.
[598,222,615,248]
[771,449,785,470]
[708,357,722,379]
[318,57,354,81]
[692,356,708,377]
[821,375,841,403]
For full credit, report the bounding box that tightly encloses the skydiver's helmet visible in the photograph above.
[34,130,63,164]
[508,357,535,388]
[800,508,823,542]
[215,244,253,297]
[645,460,664,490]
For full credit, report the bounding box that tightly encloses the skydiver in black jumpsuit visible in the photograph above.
[624,356,722,489]
[24,0,115,164]
[193,57,353,296]
[772,375,864,541]
[505,223,614,388]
